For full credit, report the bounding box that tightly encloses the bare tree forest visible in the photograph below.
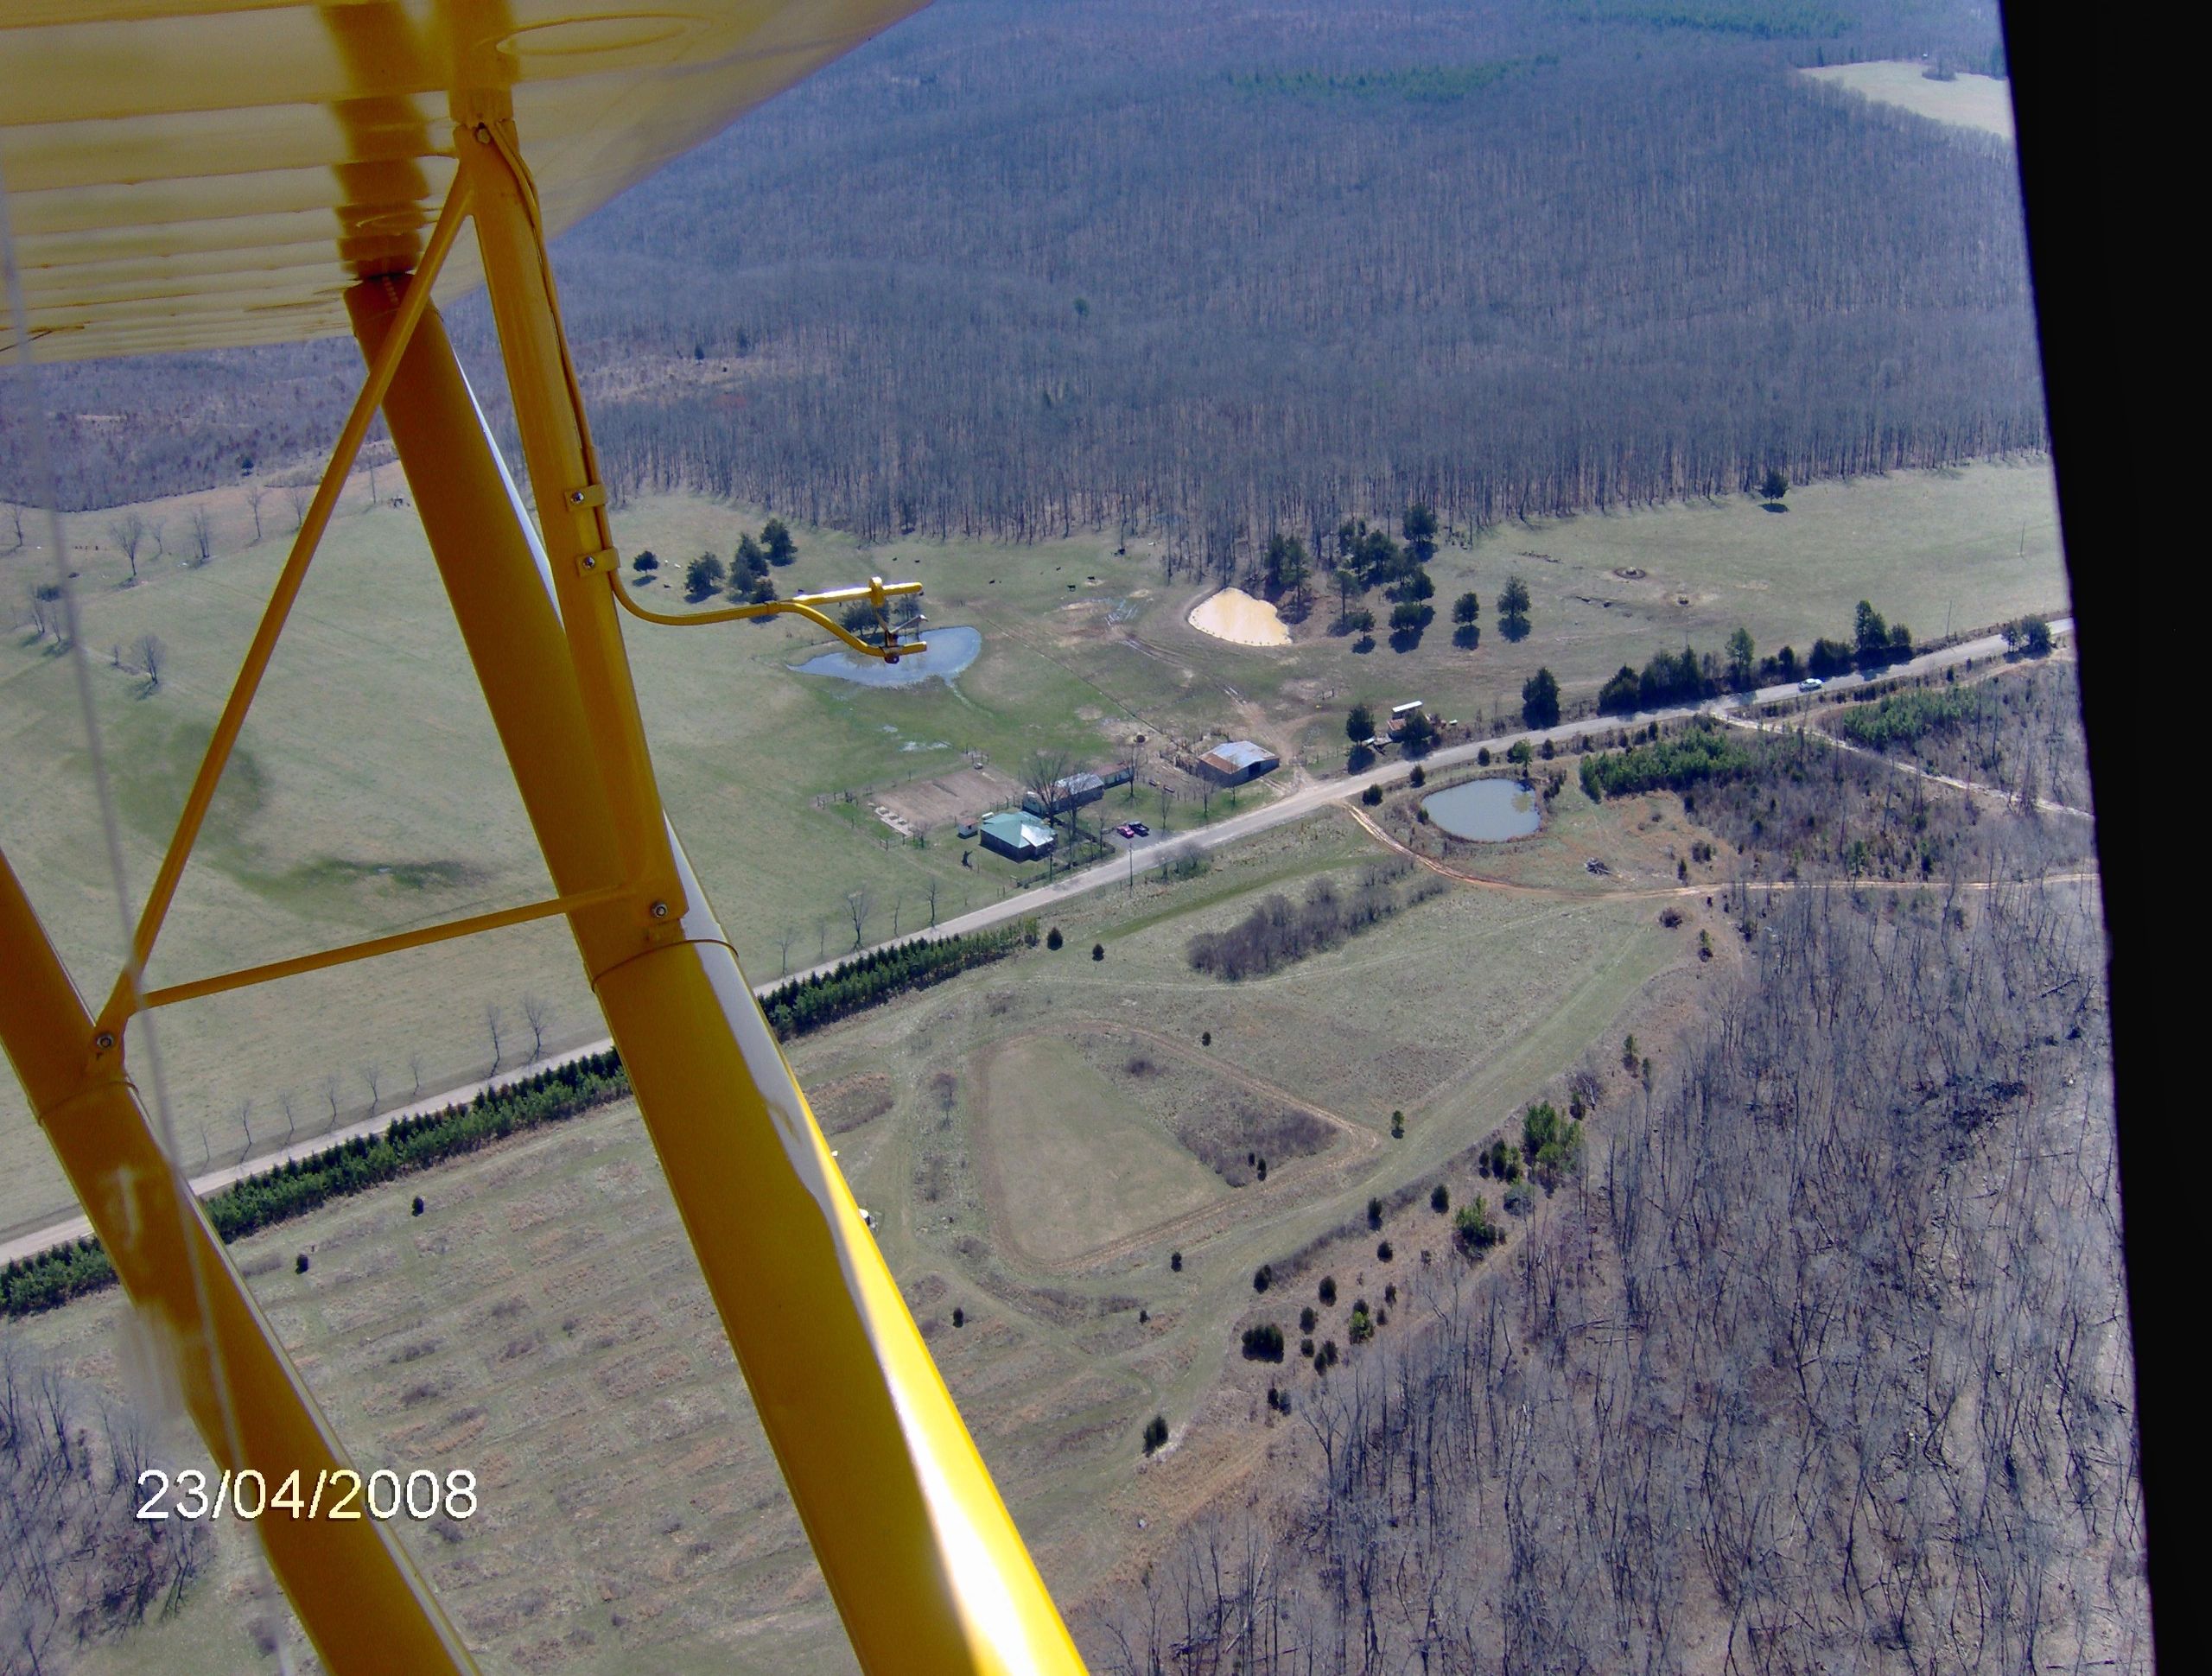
[1094,734,2142,1673]
[1,1340,208,1674]
[4,0,2037,565]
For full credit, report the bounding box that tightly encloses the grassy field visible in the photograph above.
[0,459,2063,1234]
[10,797,1713,1673]
[973,1034,1227,1264]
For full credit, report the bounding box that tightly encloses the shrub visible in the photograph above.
[1300,1337,1315,1357]
[1046,926,1064,949]
[1171,1250,1183,1272]
[1092,943,1105,961]
[1317,1340,1340,1371]
[1187,861,1426,981]
[1409,765,1426,788]
[1430,1182,1449,1213]
[1376,1240,1394,1261]
[1348,1305,1374,1343]
[295,1253,311,1274]
[1390,1109,1405,1139]
[1579,720,1755,802]
[1361,783,1383,806]
[1241,1323,1286,1362]
[1142,1414,1169,1455]
[1300,1306,1317,1331]
[1477,746,1491,765]
[1366,1197,1382,1229]
[952,1306,965,1328]
[1253,1264,1274,1292]
[1318,1275,1338,1305]
[1453,1198,1501,1252]
[1833,687,1980,751]
[411,1196,424,1216]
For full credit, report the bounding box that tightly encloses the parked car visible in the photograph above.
[1798,676,1825,692]
[1116,823,1137,838]
[1129,822,1150,836]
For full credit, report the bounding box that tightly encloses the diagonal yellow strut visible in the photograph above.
[90,176,475,1046]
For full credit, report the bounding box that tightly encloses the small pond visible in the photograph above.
[1422,778,1541,841]
[791,625,981,688]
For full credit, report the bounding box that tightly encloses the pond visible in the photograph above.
[791,625,982,688]
[1422,778,1541,841]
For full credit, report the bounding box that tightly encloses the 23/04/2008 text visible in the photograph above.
[137,1466,477,1521]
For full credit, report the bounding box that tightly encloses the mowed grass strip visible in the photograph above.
[973,1035,1224,1266]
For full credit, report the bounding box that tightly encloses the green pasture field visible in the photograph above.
[13,802,1700,1674]
[0,458,2060,1234]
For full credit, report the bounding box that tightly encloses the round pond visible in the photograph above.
[791,625,981,688]
[1422,778,1541,841]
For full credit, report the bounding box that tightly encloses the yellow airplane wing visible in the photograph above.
[0,0,924,361]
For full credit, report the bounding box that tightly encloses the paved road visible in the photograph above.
[0,619,2070,1268]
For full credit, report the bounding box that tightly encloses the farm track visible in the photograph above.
[1718,708,2094,820]
[1350,802,2095,903]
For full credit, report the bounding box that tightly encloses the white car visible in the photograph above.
[1798,676,1825,692]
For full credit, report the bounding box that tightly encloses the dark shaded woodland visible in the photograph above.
[7,0,2038,562]
[1092,727,2142,1673]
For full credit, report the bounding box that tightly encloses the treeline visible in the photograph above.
[0,1052,631,1317]
[1096,799,2141,1673]
[763,920,1033,1038]
[3,924,1039,1318]
[1188,860,1442,981]
[1598,597,1915,714]
[8,0,2037,557]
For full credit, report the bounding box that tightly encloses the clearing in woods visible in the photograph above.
[1800,62,2017,140]
[0,460,2063,1235]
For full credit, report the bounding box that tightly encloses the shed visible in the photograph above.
[1022,771,1106,816]
[979,811,1057,860]
[1197,740,1280,784]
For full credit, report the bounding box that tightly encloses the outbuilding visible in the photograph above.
[1022,771,1107,817]
[979,811,1057,860]
[1197,740,1280,784]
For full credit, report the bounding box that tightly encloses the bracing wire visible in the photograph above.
[0,158,299,1676]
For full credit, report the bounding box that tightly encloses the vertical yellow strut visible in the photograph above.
[317,109,1088,1675]
[0,853,480,1676]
